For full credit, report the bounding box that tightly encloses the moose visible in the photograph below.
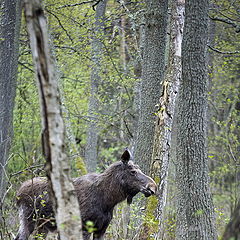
[15,149,157,240]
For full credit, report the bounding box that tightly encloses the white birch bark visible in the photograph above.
[24,0,83,239]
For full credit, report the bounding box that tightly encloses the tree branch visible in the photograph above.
[210,16,240,32]
[46,10,74,43]
[56,0,99,9]
[208,45,240,55]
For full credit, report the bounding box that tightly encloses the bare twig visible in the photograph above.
[46,10,74,43]
[210,16,240,32]
[208,45,240,55]
[92,0,103,10]
[18,61,34,72]
[9,164,44,177]
[228,144,238,163]
[123,118,133,138]
[57,1,96,9]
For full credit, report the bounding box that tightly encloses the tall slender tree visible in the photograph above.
[0,0,21,207]
[24,0,83,239]
[85,0,107,172]
[175,0,217,239]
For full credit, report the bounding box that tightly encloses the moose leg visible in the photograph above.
[93,235,104,240]
[15,206,34,240]
[92,218,110,240]
[82,231,91,240]
[14,218,32,240]
[93,228,107,240]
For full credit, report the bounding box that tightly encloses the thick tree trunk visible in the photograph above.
[134,0,168,174]
[150,0,184,238]
[175,0,217,239]
[0,0,21,206]
[85,0,107,172]
[24,1,83,239]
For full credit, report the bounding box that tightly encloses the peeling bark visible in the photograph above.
[24,0,83,239]
[150,0,185,238]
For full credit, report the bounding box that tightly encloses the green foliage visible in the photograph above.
[2,0,239,239]
[142,197,159,240]
[85,220,97,233]
[33,233,45,240]
[208,1,240,236]
[3,0,140,238]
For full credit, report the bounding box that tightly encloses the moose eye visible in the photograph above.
[130,169,137,175]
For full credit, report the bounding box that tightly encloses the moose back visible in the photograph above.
[15,149,157,240]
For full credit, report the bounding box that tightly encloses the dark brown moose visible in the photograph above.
[15,149,157,240]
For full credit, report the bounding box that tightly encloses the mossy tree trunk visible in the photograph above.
[150,0,185,238]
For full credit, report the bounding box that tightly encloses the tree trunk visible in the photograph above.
[222,200,240,240]
[150,0,185,238]
[0,0,21,207]
[85,0,107,172]
[24,0,83,239]
[175,0,217,239]
[120,12,131,240]
[133,0,168,174]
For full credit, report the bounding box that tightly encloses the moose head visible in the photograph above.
[111,148,157,204]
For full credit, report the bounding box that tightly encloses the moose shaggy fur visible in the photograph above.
[15,149,157,240]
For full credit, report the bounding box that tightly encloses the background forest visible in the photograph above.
[0,0,239,239]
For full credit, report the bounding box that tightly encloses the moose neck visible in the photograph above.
[97,163,127,210]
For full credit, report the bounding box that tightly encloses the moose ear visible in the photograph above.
[121,148,132,164]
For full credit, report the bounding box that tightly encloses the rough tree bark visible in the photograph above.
[24,0,83,239]
[0,0,21,209]
[149,0,185,238]
[85,0,107,172]
[134,0,168,174]
[175,0,217,239]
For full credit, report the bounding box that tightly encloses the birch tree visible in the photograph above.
[24,0,83,239]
